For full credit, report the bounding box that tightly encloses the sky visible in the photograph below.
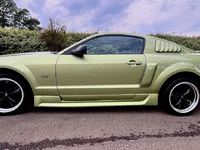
[14,0,200,36]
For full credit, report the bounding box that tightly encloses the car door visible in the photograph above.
[56,35,146,101]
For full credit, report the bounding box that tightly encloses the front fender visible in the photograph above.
[0,64,38,94]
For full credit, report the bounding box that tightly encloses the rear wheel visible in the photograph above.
[0,74,32,114]
[163,78,200,115]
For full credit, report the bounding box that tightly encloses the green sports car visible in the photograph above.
[0,33,200,115]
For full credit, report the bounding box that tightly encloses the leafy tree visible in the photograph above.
[0,0,41,30]
[0,0,17,28]
[40,18,68,51]
[13,8,40,30]
[23,17,40,30]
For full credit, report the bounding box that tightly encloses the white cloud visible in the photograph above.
[14,0,200,36]
[60,0,133,32]
[60,9,99,32]
[15,0,99,31]
[42,0,86,13]
[42,0,69,16]
[14,0,36,16]
[14,0,33,7]
[108,0,200,36]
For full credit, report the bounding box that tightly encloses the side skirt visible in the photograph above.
[34,94,158,107]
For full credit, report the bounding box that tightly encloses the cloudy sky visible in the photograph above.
[14,0,200,36]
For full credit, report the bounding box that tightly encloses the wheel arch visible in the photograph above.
[152,62,200,92]
[158,71,200,105]
[0,68,34,97]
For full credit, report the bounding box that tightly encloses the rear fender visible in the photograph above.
[152,62,200,92]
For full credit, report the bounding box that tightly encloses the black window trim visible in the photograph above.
[62,34,146,55]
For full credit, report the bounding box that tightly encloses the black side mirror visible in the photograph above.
[71,45,87,57]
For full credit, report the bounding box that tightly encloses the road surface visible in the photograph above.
[1,106,200,150]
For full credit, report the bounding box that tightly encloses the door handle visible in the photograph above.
[126,60,142,65]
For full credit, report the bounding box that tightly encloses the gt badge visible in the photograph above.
[41,75,49,78]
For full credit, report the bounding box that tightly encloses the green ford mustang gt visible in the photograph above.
[0,33,200,115]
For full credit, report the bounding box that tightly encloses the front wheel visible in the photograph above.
[0,74,32,114]
[163,78,200,115]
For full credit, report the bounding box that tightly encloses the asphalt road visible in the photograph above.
[1,106,200,150]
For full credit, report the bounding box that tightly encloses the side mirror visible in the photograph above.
[71,45,87,57]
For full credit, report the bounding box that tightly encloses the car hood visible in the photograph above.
[0,51,60,68]
[0,51,57,57]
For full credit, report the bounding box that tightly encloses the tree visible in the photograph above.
[40,18,67,51]
[0,0,41,30]
[13,8,40,30]
[0,0,17,28]
[23,17,41,30]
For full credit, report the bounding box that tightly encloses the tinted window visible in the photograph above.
[83,36,144,55]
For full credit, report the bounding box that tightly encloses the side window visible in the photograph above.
[83,36,144,55]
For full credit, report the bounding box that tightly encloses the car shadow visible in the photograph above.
[26,105,200,116]
[30,106,162,114]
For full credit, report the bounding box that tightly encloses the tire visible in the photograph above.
[0,73,32,114]
[163,78,200,115]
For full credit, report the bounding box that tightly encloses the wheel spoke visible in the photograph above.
[183,89,191,96]
[174,99,182,108]
[7,97,17,107]
[9,88,21,95]
[0,91,4,94]
[8,96,17,103]
[0,97,8,108]
[171,94,181,99]
[0,97,4,105]
[0,96,4,101]
[182,98,192,106]
[0,91,4,101]
[3,80,10,91]
[8,99,14,107]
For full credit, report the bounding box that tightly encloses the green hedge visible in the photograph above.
[0,27,200,55]
[40,18,94,52]
[63,32,93,48]
[0,27,49,55]
[150,33,200,50]
[40,30,93,52]
[0,27,93,54]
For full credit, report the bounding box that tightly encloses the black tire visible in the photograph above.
[0,73,33,114]
[162,78,200,115]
